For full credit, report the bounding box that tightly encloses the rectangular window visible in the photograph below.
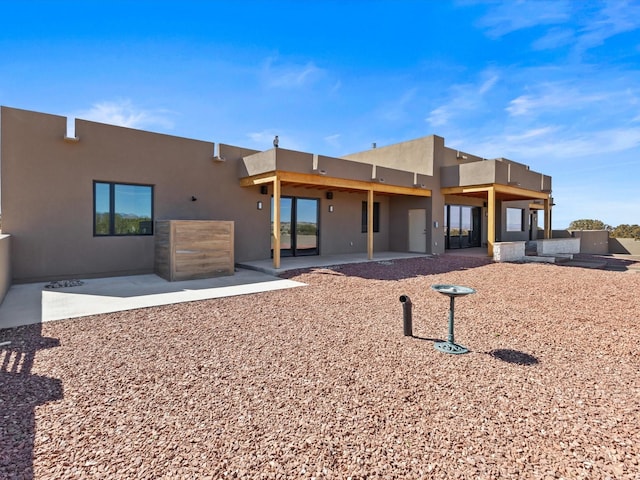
[94,181,154,236]
[506,208,524,232]
[361,201,380,233]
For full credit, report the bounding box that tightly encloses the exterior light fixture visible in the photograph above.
[328,205,334,213]
[257,201,263,210]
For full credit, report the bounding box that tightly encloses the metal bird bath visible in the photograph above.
[431,284,476,354]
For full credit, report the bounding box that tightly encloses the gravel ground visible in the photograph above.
[1,255,640,479]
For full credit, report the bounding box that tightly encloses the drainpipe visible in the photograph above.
[399,295,413,337]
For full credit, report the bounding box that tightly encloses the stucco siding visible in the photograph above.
[1,106,265,282]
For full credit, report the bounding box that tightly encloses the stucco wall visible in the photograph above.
[342,136,436,177]
[1,107,266,282]
[609,237,640,255]
[0,235,10,305]
[570,230,609,254]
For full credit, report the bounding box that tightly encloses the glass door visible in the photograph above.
[271,196,319,257]
[445,205,481,249]
[294,198,319,256]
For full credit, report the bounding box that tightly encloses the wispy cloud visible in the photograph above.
[477,1,640,57]
[426,69,500,127]
[324,134,341,149]
[476,0,571,38]
[472,125,640,162]
[74,100,174,130]
[574,1,640,53]
[378,88,419,123]
[505,83,608,117]
[261,57,325,89]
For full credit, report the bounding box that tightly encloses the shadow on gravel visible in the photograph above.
[281,255,494,281]
[487,348,539,366]
[411,335,445,343]
[0,324,63,480]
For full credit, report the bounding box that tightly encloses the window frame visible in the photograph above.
[506,207,525,232]
[361,201,380,233]
[93,181,154,236]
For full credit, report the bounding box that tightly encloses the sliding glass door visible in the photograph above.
[271,196,319,257]
[445,205,481,249]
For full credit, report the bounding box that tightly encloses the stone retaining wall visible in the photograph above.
[493,241,525,262]
[537,238,580,255]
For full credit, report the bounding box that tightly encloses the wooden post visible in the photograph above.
[367,189,374,260]
[273,178,281,269]
[487,186,496,257]
[544,197,551,239]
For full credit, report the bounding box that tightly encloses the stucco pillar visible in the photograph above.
[487,186,496,257]
[273,178,281,269]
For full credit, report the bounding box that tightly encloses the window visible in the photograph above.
[94,181,154,236]
[361,201,380,233]
[506,208,524,232]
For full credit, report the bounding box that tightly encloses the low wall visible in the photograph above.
[537,237,580,255]
[609,237,640,255]
[570,230,609,254]
[0,235,11,306]
[493,241,525,262]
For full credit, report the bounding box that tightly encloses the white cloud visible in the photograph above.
[505,81,618,118]
[478,74,499,95]
[324,134,341,149]
[378,88,418,123]
[74,100,174,130]
[473,125,640,161]
[476,0,571,38]
[477,1,640,57]
[426,106,451,127]
[574,0,640,53]
[426,70,500,127]
[262,57,324,89]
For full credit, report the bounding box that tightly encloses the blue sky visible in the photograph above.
[2,0,639,228]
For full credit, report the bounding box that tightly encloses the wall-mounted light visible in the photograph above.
[328,205,334,213]
[326,191,333,199]
[257,201,263,210]
[260,185,268,195]
[191,196,197,202]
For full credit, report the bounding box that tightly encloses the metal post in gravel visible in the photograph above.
[399,295,413,336]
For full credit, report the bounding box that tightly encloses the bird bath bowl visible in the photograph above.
[431,284,476,354]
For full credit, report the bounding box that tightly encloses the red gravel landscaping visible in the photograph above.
[1,255,639,479]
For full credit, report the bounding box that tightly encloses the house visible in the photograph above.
[0,106,552,285]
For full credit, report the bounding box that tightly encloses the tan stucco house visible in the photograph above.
[0,106,552,283]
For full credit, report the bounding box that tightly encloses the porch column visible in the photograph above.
[487,186,496,257]
[544,197,551,239]
[273,178,281,269]
[367,188,374,260]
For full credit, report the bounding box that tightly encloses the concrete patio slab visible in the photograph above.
[0,269,305,330]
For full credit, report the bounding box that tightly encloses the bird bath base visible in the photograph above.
[434,341,469,355]
[431,284,476,355]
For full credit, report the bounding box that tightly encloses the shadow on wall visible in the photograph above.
[609,238,640,255]
[0,324,63,479]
